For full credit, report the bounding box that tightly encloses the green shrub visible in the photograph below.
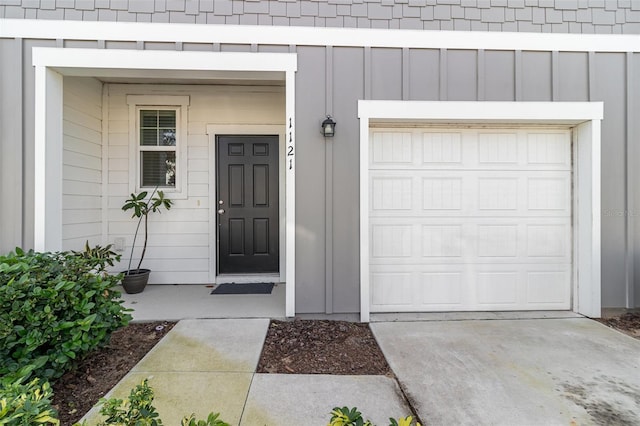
[0,246,132,381]
[0,374,59,425]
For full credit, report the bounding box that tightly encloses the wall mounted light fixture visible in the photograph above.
[321,115,336,137]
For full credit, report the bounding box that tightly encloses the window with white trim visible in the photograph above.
[139,108,177,188]
[126,95,190,195]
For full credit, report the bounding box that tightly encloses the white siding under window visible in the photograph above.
[62,77,103,250]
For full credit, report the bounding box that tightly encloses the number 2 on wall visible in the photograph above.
[287,120,294,170]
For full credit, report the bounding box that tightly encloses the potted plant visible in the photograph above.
[121,188,173,294]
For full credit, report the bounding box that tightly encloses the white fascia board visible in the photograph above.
[358,101,604,123]
[32,47,297,73]
[3,19,640,53]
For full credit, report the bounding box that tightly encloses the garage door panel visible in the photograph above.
[526,270,571,306]
[371,132,413,165]
[371,224,413,258]
[370,217,571,265]
[419,272,464,305]
[421,225,463,257]
[478,132,519,164]
[371,129,571,171]
[370,263,571,312]
[422,177,463,210]
[370,272,414,307]
[369,127,572,313]
[370,170,570,217]
[526,224,570,257]
[477,271,520,305]
[371,177,413,211]
[477,178,519,210]
[371,265,469,311]
[527,132,571,168]
[477,225,518,257]
[422,132,463,164]
[527,177,570,211]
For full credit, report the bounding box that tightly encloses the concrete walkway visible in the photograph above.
[81,317,640,426]
[81,319,413,426]
[372,318,640,426]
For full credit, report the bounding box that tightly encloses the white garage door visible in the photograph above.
[369,128,572,312]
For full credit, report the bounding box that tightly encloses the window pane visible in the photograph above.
[141,110,158,127]
[160,129,176,146]
[141,128,159,146]
[158,110,176,128]
[141,151,176,187]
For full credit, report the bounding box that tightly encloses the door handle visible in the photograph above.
[218,208,225,215]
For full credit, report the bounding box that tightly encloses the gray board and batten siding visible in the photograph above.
[0,0,639,315]
[2,0,640,34]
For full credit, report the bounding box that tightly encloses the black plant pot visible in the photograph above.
[121,269,151,294]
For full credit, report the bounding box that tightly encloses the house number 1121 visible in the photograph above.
[287,117,294,170]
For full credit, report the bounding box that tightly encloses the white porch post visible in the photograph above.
[285,68,296,318]
[359,113,371,323]
[575,119,602,318]
[34,65,63,252]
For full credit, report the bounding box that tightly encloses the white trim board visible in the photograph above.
[32,48,297,74]
[3,19,640,53]
[358,100,603,322]
[32,47,297,317]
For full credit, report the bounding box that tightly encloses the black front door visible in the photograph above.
[217,135,279,274]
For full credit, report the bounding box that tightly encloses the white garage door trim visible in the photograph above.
[358,101,603,322]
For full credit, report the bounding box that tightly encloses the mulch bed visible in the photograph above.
[256,319,391,375]
[597,312,640,339]
[52,321,175,426]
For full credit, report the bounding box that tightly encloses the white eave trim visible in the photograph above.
[3,18,640,53]
[358,101,604,123]
[32,47,297,73]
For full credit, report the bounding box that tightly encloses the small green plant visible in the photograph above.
[181,412,229,426]
[95,378,162,426]
[328,407,421,426]
[72,242,120,271]
[329,407,372,426]
[389,417,420,426]
[0,375,59,425]
[121,188,173,274]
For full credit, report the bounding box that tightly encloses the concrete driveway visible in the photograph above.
[372,318,640,426]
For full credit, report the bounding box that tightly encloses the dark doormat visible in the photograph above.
[211,282,275,295]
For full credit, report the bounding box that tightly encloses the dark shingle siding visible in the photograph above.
[2,0,639,33]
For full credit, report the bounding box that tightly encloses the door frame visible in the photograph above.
[207,125,286,285]
[358,100,603,322]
